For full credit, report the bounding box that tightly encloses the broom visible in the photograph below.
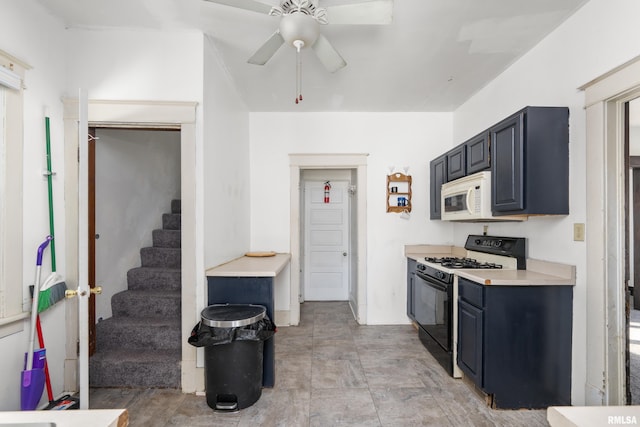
[38,112,67,310]
[35,112,66,405]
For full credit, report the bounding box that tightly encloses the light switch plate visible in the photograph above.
[573,223,585,241]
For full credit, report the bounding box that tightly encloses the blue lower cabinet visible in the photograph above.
[207,276,275,388]
[457,277,572,409]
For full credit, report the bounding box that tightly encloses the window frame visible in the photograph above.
[0,50,28,338]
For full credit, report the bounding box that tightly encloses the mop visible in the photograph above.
[21,236,52,410]
[39,112,67,309]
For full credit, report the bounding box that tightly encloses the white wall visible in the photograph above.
[249,113,454,324]
[0,0,67,411]
[95,128,181,320]
[201,34,251,276]
[452,0,640,406]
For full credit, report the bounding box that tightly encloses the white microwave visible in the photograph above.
[441,171,526,222]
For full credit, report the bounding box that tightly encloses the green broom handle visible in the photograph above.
[45,115,56,272]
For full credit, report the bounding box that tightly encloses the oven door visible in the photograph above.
[414,272,451,352]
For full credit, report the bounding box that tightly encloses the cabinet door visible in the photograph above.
[407,259,416,320]
[457,299,483,387]
[466,132,490,174]
[446,145,466,181]
[430,155,447,219]
[491,113,524,212]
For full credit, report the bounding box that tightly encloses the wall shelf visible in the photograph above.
[386,173,412,213]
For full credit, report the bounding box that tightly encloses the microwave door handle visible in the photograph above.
[466,187,474,214]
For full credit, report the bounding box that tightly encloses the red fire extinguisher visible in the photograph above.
[324,181,331,204]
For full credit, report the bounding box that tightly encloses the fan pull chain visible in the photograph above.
[294,40,304,104]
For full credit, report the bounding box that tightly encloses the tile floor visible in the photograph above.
[90,301,549,426]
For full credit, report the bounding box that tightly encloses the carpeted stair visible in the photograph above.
[89,199,182,388]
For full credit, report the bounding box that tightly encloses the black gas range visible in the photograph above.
[408,235,527,376]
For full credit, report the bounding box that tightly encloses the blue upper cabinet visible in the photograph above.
[446,145,466,181]
[490,106,569,216]
[465,131,491,175]
[430,154,447,220]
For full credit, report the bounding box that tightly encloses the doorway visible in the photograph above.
[582,56,640,405]
[628,98,640,404]
[289,154,368,326]
[62,99,198,404]
[89,127,181,352]
[302,174,352,302]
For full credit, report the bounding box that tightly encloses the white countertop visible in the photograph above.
[456,268,575,286]
[0,409,127,427]
[205,253,291,277]
[548,405,640,427]
[405,245,575,286]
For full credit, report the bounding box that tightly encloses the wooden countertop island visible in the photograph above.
[205,253,291,277]
[204,253,291,389]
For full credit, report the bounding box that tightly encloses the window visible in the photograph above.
[0,51,28,337]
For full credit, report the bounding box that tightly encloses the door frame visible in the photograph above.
[62,99,199,397]
[289,154,368,325]
[582,55,640,405]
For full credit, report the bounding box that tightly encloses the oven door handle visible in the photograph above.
[416,273,448,292]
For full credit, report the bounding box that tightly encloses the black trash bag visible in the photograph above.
[188,316,276,347]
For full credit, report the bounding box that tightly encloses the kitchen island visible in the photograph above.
[205,253,290,388]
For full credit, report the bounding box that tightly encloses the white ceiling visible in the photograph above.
[35,0,590,112]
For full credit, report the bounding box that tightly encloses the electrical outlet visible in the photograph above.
[573,223,585,241]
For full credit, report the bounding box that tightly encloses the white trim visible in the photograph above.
[0,66,21,90]
[289,153,368,325]
[582,61,640,405]
[62,99,199,394]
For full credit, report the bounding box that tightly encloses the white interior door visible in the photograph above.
[77,89,90,409]
[303,181,350,301]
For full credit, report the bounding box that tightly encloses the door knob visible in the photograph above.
[65,289,86,298]
[65,286,102,298]
[343,252,347,256]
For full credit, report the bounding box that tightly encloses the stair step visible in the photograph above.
[127,267,181,291]
[96,317,181,351]
[112,290,180,318]
[89,348,181,388]
[152,229,181,248]
[140,247,181,268]
[171,199,181,214]
[162,213,181,230]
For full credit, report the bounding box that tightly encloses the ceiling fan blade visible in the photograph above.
[202,0,273,15]
[312,34,347,73]
[326,0,393,25]
[248,31,285,65]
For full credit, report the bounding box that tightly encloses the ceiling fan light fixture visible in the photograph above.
[279,12,320,47]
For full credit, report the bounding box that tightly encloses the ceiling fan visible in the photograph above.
[203,0,394,103]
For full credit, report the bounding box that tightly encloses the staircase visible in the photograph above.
[89,199,182,388]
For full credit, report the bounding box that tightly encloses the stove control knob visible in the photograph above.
[475,239,481,245]
[495,240,503,247]
[436,271,445,280]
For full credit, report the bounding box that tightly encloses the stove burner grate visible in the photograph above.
[424,256,502,270]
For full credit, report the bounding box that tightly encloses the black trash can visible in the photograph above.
[188,304,276,412]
